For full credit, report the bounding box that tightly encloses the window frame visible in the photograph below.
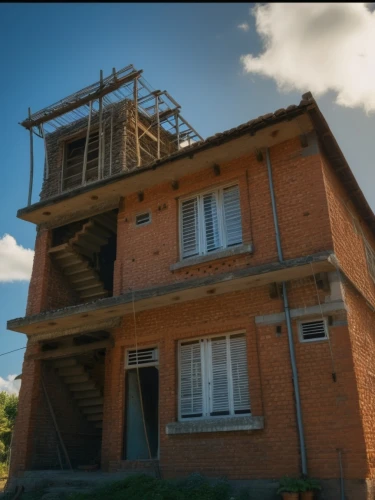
[298,318,329,343]
[178,183,243,261]
[177,330,251,422]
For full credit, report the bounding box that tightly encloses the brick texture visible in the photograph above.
[9,132,375,500]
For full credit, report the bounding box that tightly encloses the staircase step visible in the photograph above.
[81,405,103,415]
[73,390,102,400]
[57,255,84,267]
[86,413,103,422]
[77,397,104,407]
[80,288,108,300]
[68,381,96,392]
[74,279,103,291]
[70,270,98,283]
[80,231,108,248]
[90,223,113,239]
[48,243,70,254]
[93,214,117,233]
[53,358,77,368]
[58,366,86,377]
[94,422,103,429]
[63,374,91,385]
[64,262,90,276]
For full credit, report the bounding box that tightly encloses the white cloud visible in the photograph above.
[237,22,250,32]
[240,3,375,113]
[0,234,34,283]
[0,375,21,395]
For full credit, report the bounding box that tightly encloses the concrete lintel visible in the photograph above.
[255,300,346,325]
[166,416,264,435]
[170,244,253,271]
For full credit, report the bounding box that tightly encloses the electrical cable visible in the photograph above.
[0,347,26,358]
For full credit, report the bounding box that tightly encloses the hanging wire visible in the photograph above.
[0,346,26,357]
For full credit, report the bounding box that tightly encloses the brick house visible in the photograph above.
[6,66,375,499]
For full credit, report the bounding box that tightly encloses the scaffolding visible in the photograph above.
[21,64,203,205]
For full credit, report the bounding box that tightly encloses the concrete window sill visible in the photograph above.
[165,416,264,435]
[170,244,253,272]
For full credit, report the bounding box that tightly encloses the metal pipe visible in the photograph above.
[265,147,308,475]
[27,108,34,206]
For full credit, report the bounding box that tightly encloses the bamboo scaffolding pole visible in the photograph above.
[109,108,114,175]
[82,101,93,185]
[98,70,103,179]
[27,108,34,206]
[41,124,49,180]
[175,110,180,150]
[156,94,160,159]
[133,77,141,167]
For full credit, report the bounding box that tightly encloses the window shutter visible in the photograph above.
[203,192,221,252]
[209,337,230,416]
[180,341,203,418]
[181,198,199,258]
[222,185,243,247]
[300,320,327,341]
[230,335,250,414]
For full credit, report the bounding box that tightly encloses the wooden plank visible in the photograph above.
[26,339,113,361]
[22,69,143,129]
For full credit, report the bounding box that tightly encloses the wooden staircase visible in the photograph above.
[53,357,104,429]
[49,213,117,302]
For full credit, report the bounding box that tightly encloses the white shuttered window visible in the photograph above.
[180,185,243,259]
[179,333,251,420]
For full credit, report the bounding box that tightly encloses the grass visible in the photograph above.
[0,462,8,493]
[65,473,252,500]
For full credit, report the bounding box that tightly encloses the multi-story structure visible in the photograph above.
[6,65,375,499]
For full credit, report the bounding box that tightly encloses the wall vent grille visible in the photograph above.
[127,347,158,367]
[136,212,151,226]
[299,319,328,342]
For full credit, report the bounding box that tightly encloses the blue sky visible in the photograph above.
[0,3,374,388]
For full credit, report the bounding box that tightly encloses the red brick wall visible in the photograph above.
[26,229,79,316]
[321,155,375,482]
[344,284,375,480]
[102,279,365,484]
[321,156,375,306]
[114,137,333,294]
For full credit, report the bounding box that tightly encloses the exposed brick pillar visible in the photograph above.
[101,342,125,471]
[9,342,41,477]
[26,228,50,316]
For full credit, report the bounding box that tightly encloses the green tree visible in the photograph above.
[0,392,18,464]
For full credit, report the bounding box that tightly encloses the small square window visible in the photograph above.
[135,212,151,227]
[299,319,328,343]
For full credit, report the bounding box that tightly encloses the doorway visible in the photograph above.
[124,348,159,460]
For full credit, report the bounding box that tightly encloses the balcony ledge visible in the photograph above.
[166,416,264,435]
[170,244,253,271]
[7,250,335,339]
